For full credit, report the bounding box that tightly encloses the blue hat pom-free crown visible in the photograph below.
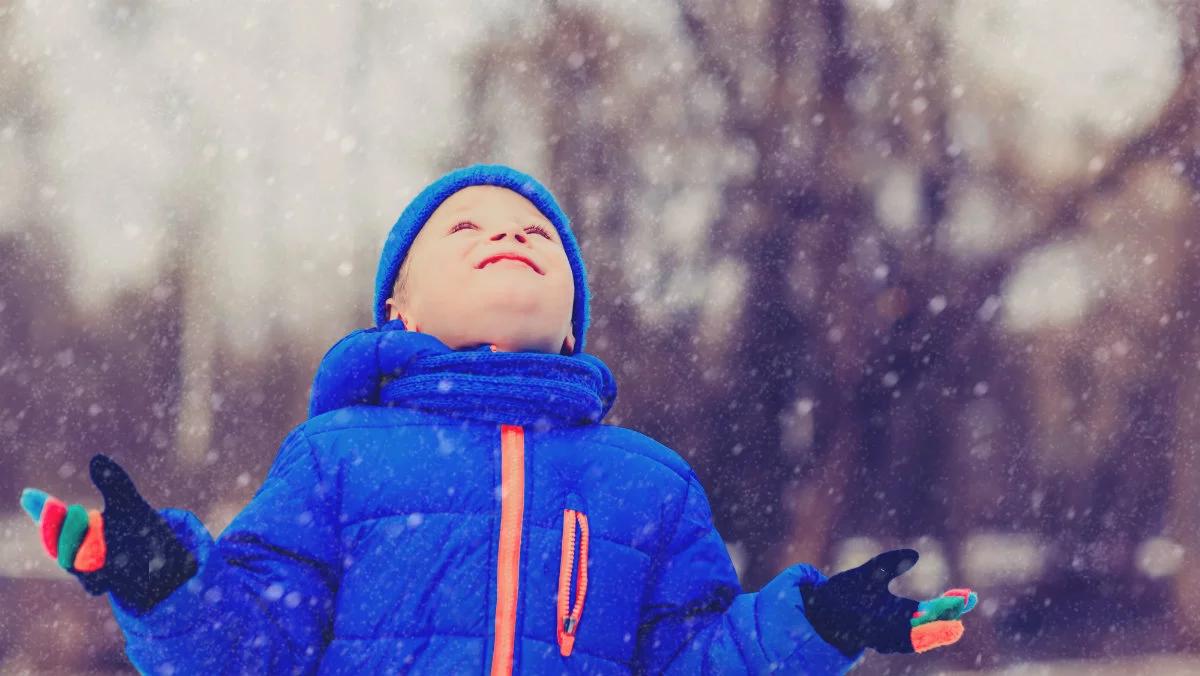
[372,164,591,355]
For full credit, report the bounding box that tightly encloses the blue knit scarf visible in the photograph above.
[308,325,617,428]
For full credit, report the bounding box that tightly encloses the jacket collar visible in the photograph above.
[377,333,617,428]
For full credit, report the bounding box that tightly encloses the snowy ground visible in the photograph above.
[942,654,1200,675]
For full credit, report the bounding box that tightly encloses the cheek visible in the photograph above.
[411,245,472,289]
[552,251,576,297]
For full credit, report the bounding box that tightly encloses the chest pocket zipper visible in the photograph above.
[557,492,590,657]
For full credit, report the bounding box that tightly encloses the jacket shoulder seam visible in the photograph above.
[300,420,445,440]
[585,434,693,484]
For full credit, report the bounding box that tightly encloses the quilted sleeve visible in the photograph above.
[633,470,864,675]
[108,428,341,674]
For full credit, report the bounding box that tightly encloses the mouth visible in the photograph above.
[476,252,544,275]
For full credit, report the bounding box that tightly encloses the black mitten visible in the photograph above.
[20,454,199,614]
[798,549,977,657]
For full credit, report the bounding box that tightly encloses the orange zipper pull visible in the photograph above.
[557,508,590,656]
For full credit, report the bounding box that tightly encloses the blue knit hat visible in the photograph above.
[373,163,590,355]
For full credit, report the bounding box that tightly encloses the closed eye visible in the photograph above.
[450,221,554,241]
[526,224,554,240]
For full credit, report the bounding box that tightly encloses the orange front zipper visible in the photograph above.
[556,507,589,657]
[491,424,526,676]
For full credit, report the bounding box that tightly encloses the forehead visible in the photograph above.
[430,185,547,222]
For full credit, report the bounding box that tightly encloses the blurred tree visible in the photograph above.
[3,0,1200,671]
[455,0,1200,663]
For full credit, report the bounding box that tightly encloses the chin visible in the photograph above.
[423,314,548,351]
[469,283,569,318]
[475,324,556,352]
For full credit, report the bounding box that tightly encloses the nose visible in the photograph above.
[490,229,527,244]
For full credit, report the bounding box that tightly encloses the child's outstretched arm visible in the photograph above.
[19,429,341,674]
[633,470,974,675]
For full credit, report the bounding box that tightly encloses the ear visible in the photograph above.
[560,331,576,355]
[384,298,418,331]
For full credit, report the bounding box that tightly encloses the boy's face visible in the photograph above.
[385,185,577,354]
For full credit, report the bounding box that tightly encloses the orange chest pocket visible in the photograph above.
[557,492,590,657]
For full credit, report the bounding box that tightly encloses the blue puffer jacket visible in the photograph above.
[106,327,862,674]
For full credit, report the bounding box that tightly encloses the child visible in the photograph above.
[20,164,976,674]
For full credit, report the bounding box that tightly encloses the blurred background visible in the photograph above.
[1,0,1198,673]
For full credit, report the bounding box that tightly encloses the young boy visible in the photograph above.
[20,164,975,674]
